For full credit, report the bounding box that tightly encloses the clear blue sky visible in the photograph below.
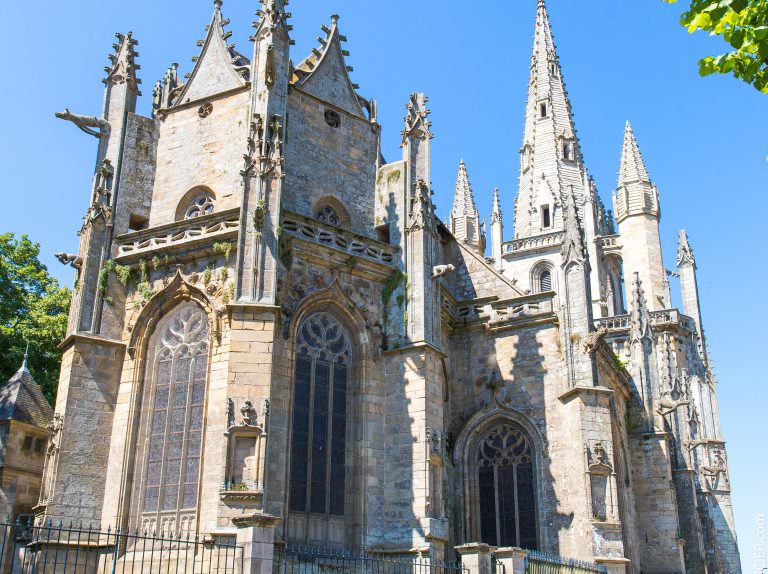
[1,0,765,569]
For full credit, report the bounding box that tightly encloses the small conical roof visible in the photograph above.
[0,354,53,428]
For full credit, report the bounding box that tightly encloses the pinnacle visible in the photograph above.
[214,0,223,9]
[452,159,478,217]
[619,120,651,186]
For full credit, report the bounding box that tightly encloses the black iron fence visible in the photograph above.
[273,545,467,574]
[524,550,607,574]
[0,520,243,574]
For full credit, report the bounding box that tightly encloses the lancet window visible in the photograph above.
[477,423,537,549]
[289,313,352,517]
[137,302,209,533]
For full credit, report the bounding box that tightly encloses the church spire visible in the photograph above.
[619,121,651,186]
[514,0,587,240]
[449,160,483,254]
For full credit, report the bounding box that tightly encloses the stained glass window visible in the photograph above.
[478,423,537,549]
[289,313,351,517]
[140,302,209,531]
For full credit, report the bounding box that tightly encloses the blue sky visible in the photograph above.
[1,0,765,569]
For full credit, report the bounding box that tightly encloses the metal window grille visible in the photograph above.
[273,545,467,574]
[0,519,243,574]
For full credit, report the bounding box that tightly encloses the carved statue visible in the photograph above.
[583,327,609,355]
[700,449,729,490]
[55,253,83,270]
[55,109,110,138]
[432,264,456,279]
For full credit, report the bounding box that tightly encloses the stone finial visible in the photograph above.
[491,187,503,224]
[214,0,223,8]
[560,189,585,267]
[629,272,653,343]
[401,92,432,144]
[104,31,142,95]
[677,229,696,268]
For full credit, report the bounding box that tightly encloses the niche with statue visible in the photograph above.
[221,398,269,503]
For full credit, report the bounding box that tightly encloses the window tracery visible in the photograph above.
[138,302,209,533]
[477,423,537,549]
[184,193,215,220]
[315,205,341,227]
[289,313,351,517]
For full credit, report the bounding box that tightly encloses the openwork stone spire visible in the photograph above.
[449,160,482,252]
[514,0,587,239]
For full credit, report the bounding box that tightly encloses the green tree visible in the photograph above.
[663,0,768,93]
[0,233,71,404]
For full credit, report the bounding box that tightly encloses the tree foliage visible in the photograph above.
[664,0,768,93]
[0,233,71,404]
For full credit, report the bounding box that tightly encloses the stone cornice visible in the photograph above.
[59,333,126,352]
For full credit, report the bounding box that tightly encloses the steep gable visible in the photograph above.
[173,2,249,106]
[292,16,365,118]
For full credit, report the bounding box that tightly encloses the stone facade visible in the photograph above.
[44,1,740,573]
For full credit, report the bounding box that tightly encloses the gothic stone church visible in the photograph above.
[43,1,740,572]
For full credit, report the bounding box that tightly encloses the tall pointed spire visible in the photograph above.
[21,342,29,372]
[514,0,588,240]
[619,121,651,186]
[449,160,483,254]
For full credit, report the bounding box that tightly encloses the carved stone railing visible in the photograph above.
[115,208,240,261]
[599,234,622,252]
[444,292,555,327]
[282,211,398,266]
[594,315,630,331]
[595,309,696,333]
[502,231,564,255]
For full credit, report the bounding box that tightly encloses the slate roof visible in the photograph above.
[0,360,53,428]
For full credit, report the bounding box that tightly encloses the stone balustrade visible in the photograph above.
[502,231,564,255]
[282,211,398,266]
[444,292,555,327]
[595,309,696,333]
[115,208,240,261]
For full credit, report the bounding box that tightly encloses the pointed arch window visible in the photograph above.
[478,423,537,549]
[289,313,352,517]
[137,302,209,533]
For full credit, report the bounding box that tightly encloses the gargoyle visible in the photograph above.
[583,327,609,355]
[55,109,110,138]
[656,397,690,418]
[55,253,83,270]
[432,264,456,279]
